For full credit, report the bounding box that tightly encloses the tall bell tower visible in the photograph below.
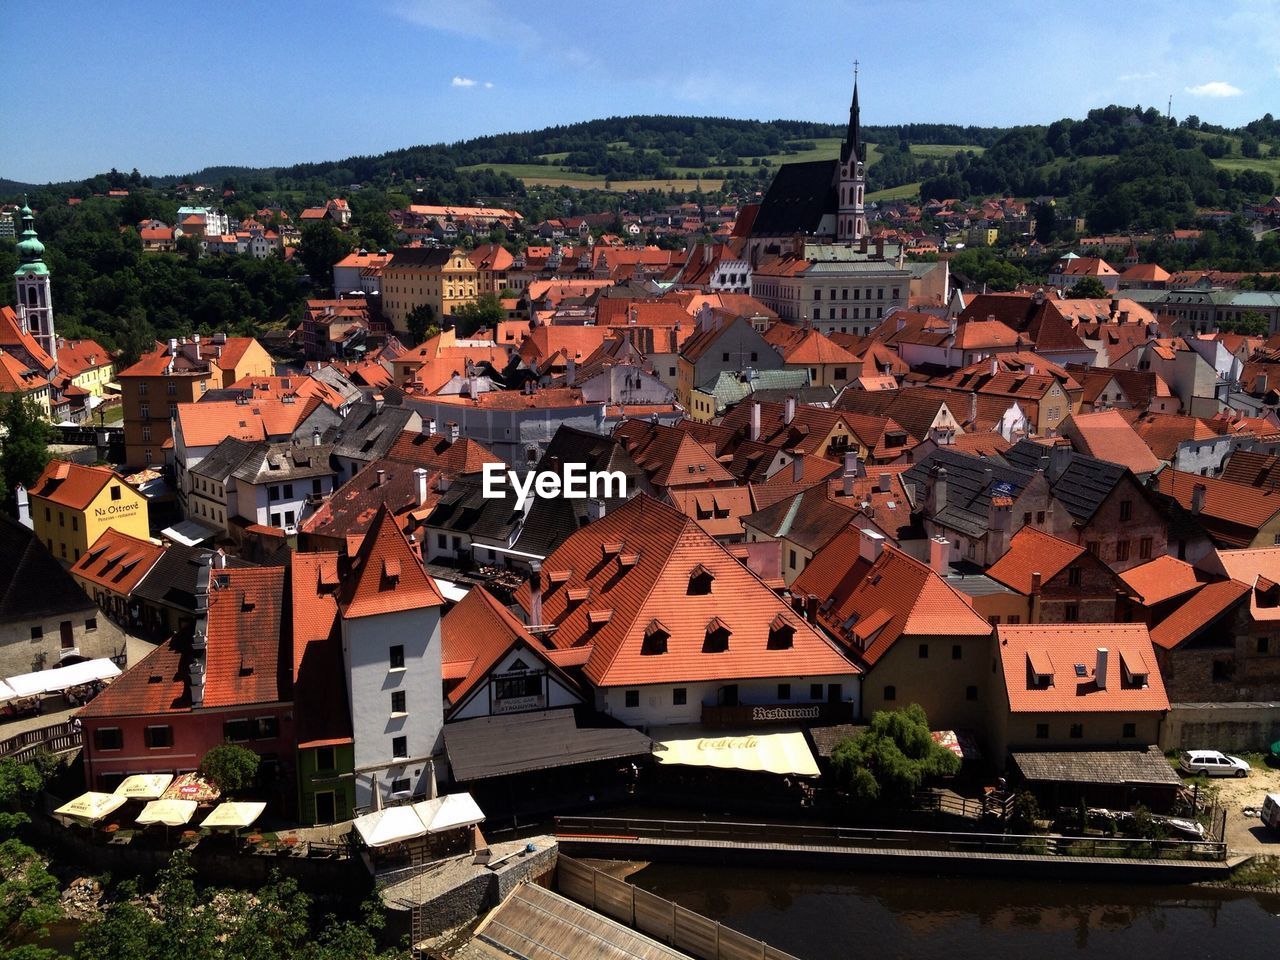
[835,64,867,243]
[14,200,56,366]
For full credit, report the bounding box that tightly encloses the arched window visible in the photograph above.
[27,287,38,307]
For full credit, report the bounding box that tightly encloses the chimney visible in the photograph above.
[14,484,31,530]
[168,337,178,356]
[990,356,998,377]
[1030,571,1042,596]
[932,466,948,515]
[213,548,227,570]
[929,535,950,575]
[1191,482,1206,514]
[449,421,460,443]
[1033,287,1046,305]
[806,593,819,623]
[1095,647,1109,690]
[793,449,805,483]
[415,467,429,506]
[312,429,321,447]
[750,401,761,442]
[896,315,906,332]
[529,562,544,628]
[875,237,884,259]
[858,528,886,563]
[437,473,452,494]
[988,494,1012,558]
[566,356,576,387]
[842,451,858,497]
[878,472,891,494]
[784,395,797,425]
[376,468,386,488]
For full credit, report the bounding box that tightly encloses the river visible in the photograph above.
[628,863,1280,959]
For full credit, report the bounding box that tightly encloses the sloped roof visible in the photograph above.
[613,420,733,489]
[1118,556,1202,607]
[751,159,837,237]
[291,552,352,747]
[514,495,856,687]
[70,528,166,596]
[1001,439,1128,525]
[1149,579,1250,650]
[1220,449,1280,490]
[1062,410,1163,474]
[1155,469,1280,547]
[984,527,1087,594]
[0,513,96,625]
[902,448,1034,538]
[29,460,127,511]
[340,505,444,618]
[667,486,758,539]
[998,623,1168,713]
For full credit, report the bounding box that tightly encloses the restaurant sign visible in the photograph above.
[751,705,821,722]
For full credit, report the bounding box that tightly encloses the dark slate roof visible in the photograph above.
[443,708,654,781]
[742,485,854,553]
[902,448,1034,539]
[0,513,96,625]
[189,437,256,483]
[1000,439,1126,525]
[326,402,416,464]
[388,246,454,268]
[1011,747,1181,786]
[751,159,836,238]
[423,477,523,543]
[232,440,336,484]
[132,545,254,613]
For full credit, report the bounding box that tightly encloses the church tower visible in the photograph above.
[14,201,56,366]
[835,70,867,243]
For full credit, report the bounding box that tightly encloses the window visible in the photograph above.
[72,515,79,532]
[810,683,823,700]
[1259,636,1271,654]
[952,644,963,660]
[389,645,405,670]
[30,625,42,641]
[223,719,252,742]
[392,736,408,760]
[1068,566,1082,587]
[1069,723,1084,739]
[1064,604,1079,622]
[315,746,336,771]
[918,643,929,659]
[391,690,406,715]
[60,621,74,649]
[1122,723,1137,739]
[1116,540,1131,562]
[85,617,97,632]
[144,725,173,749]
[1086,541,1100,556]
[58,512,64,527]
[672,688,686,706]
[268,485,280,501]
[966,685,978,701]
[883,684,897,701]
[1036,511,1045,524]
[1139,537,1153,560]
[495,674,540,700]
[778,683,791,700]
[437,533,447,549]
[1035,723,1049,739]
[390,777,411,795]
[94,727,123,751]
[789,549,798,569]
[625,689,639,709]
[1119,500,1132,521]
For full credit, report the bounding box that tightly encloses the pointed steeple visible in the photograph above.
[841,66,863,164]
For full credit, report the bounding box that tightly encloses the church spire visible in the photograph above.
[841,62,863,164]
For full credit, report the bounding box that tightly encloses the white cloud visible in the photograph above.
[1117,71,1157,82]
[1185,80,1243,97]
[451,76,477,87]
[484,81,494,89]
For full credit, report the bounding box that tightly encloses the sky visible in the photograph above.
[4,0,1279,183]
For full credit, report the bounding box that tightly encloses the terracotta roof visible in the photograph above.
[202,567,286,707]
[1149,580,1250,650]
[53,338,113,379]
[1155,470,1280,547]
[667,485,758,539]
[118,338,260,378]
[298,457,439,543]
[0,306,55,374]
[175,396,321,448]
[1061,410,1163,473]
[1118,556,1202,607]
[385,429,504,476]
[998,623,1168,713]
[70,529,165,595]
[290,552,351,747]
[1220,450,1280,490]
[339,504,444,618]
[793,538,992,666]
[0,349,48,394]
[29,460,126,511]
[613,420,734,489]
[514,495,856,687]
[984,527,1087,594]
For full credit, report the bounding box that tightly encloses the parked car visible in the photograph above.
[1179,750,1251,778]
[1262,793,1280,832]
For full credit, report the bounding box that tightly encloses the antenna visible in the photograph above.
[1167,94,1173,119]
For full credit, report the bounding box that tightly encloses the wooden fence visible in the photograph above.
[0,720,82,763]
[557,855,801,960]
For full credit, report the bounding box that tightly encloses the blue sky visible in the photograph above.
[5,0,1279,183]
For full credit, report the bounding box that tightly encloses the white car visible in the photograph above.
[1179,749,1251,778]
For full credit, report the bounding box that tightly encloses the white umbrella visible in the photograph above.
[136,799,197,827]
[54,791,127,824]
[114,774,174,800]
[352,806,425,848]
[200,801,266,830]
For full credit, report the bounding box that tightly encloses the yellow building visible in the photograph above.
[55,338,117,397]
[382,247,481,329]
[27,459,150,565]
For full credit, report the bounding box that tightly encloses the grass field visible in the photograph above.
[868,182,922,201]
[1212,154,1280,179]
[909,143,986,158]
[458,162,600,181]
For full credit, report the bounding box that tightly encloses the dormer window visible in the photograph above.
[767,614,795,650]
[642,619,670,655]
[704,617,731,653]
[688,564,714,596]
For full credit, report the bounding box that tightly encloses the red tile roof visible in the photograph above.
[613,420,734,489]
[1118,556,1202,607]
[998,623,1168,713]
[29,460,126,511]
[290,552,351,747]
[203,566,286,708]
[984,527,1086,594]
[70,528,165,595]
[175,396,321,447]
[515,495,855,687]
[1061,410,1163,474]
[339,504,444,618]
[1149,580,1250,650]
[386,429,504,475]
[0,349,49,394]
[1155,470,1280,547]
[0,305,55,373]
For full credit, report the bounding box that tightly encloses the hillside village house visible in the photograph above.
[26,460,150,565]
[381,247,481,330]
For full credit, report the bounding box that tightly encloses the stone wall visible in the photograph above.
[1160,701,1280,752]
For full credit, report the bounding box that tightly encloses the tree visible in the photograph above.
[0,759,62,957]
[1034,202,1056,244]
[449,293,506,337]
[1067,276,1110,299]
[0,395,54,515]
[1218,309,1270,336]
[829,704,960,807]
[198,743,260,794]
[405,303,437,347]
[298,221,350,292]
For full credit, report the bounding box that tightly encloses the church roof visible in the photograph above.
[751,159,837,239]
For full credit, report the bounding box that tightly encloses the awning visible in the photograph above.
[413,792,485,833]
[136,798,197,827]
[160,519,220,547]
[200,801,266,830]
[443,709,654,782]
[114,773,174,800]
[655,731,820,777]
[163,772,220,802]
[433,578,470,603]
[353,805,427,848]
[2,658,122,700]
[55,791,127,823]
